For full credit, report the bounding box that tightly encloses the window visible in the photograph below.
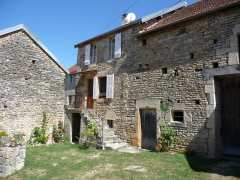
[107,120,114,128]
[90,44,97,64]
[172,110,184,123]
[212,62,219,68]
[162,67,168,74]
[109,37,115,59]
[190,53,194,59]
[99,77,107,98]
[142,39,147,46]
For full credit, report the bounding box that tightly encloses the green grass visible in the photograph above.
[7,144,240,180]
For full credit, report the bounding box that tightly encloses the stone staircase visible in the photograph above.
[82,110,141,153]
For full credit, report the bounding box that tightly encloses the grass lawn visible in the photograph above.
[7,144,240,180]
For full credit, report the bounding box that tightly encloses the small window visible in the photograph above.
[195,99,200,105]
[174,69,179,76]
[212,62,219,68]
[190,53,194,59]
[213,39,218,44]
[162,68,168,74]
[107,120,114,128]
[32,60,36,64]
[172,110,184,123]
[109,37,115,59]
[90,44,97,64]
[99,77,107,98]
[142,39,147,46]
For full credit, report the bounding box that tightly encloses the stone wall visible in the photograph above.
[0,137,26,177]
[76,6,240,155]
[0,30,66,140]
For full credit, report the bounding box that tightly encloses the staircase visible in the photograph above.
[82,109,141,153]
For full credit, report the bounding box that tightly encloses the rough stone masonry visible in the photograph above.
[0,25,66,140]
[73,0,240,157]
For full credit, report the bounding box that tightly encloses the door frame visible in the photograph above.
[135,98,161,148]
[203,64,240,157]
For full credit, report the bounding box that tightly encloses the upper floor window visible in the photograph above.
[90,44,97,64]
[109,37,115,59]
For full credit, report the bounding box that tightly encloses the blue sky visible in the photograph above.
[0,0,196,69]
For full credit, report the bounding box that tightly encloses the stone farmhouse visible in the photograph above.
[0,25,67,140]
[65,0,240,157]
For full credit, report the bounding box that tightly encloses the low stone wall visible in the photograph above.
[0,138,26,177]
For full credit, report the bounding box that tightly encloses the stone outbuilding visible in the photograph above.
[0,24,67,140]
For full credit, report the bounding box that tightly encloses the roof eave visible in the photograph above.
[74,19,141,48]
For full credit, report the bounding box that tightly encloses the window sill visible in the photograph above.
[170,121,186,128]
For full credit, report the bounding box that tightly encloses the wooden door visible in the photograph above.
[87,79,93,109]
[220,76,240,155]
[140,109,157,150]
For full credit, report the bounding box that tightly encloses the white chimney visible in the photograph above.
[122,13,136,25]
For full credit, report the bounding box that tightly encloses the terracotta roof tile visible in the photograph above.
[68,64,78,74]
[140,0,240,34]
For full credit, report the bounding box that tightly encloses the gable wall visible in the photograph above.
[0,31,65,140]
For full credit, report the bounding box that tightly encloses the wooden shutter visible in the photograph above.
[106,74,114,99]
[93,76,99,99]
[114,33,121,58]
[85,44,91,65]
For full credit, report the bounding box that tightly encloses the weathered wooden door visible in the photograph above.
[140,109,157,150]
[220,76,240,155]
[87,79,93,109]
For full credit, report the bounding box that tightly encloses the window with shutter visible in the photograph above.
[114,33,121,58]
[106,74,114,99]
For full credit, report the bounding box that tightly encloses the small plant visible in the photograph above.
[158,100,177,152]
[29,112,49,145]
[0,130,8,137]
[53,121,65,143]
[159,122,176,152]
[80,121,98,148]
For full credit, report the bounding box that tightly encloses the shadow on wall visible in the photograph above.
[184,124,240,178]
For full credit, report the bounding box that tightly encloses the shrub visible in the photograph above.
[29,112,49,145]
[159,122,177,152]
[80,121,98,148]
[53,121,65,143]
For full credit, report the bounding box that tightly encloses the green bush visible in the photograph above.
[29,112,49,145]
[159,123,176,152]
[53,121,65,143]
[80,121,98,148]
